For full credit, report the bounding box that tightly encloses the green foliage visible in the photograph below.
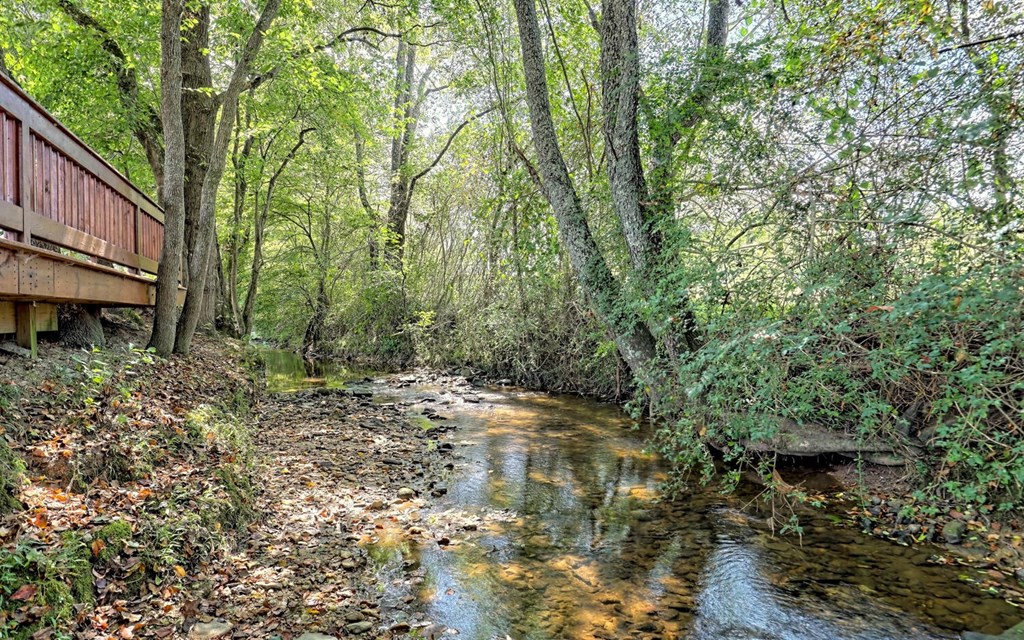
[0,535,92,640]
[0,438,24,515]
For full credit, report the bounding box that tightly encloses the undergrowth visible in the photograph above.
[0,338,261,637]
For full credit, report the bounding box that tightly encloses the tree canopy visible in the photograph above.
[1,0,1021,509]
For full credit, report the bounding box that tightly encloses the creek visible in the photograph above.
[265,351,1021,640]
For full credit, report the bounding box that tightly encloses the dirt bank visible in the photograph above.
[1,331,478,639]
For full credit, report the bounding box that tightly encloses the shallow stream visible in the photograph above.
[265,352,1021,640]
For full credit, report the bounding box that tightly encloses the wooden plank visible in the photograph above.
[14,302,37,358]
[0,239,155,283]
[19,250,55,298]
[21,124,31,243]
[0,244,17,295]
[0,238,161,302]
[0,301,56,333]
[54,260,152,305]
[0,199,23,232]
[0,112,6,202]
[28,212,146,271]
[0,76,162,220]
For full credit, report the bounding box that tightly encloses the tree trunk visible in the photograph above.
[174,0,283,354]
[181,3,218,328]
[353,126,379,263]
[198,229,219,328]
[302,284,329,357]
[227,108,256,335]
[599,0,655,278]
[58,305,105,349]
[240,127,310,335]
[512,0,658,384]
[241,198,265,336]
[384,41,417,269]
[148,0,187,357]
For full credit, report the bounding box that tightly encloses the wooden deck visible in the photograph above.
[0,72,175,356]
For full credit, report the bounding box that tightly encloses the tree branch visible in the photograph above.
[409,105,497,189]
[56,0,165,189]
[938,30,1024,53]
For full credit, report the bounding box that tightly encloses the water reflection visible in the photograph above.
[254,353,1020,640]
[261,349,372,393]
[381,389,1021,639]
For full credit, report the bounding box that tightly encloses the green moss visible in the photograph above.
[55,534,93,605]
[0,438,24,514]
[0,536,94,639]
[407,414,433,432]
[211,465,257,531]
[94,519,132,562]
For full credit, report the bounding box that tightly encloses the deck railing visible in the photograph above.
[0,73,164,275]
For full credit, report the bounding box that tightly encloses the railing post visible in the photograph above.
[133,204,142,274]
[19,123,31,245]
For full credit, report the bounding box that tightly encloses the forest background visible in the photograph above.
[0,0,1021,511]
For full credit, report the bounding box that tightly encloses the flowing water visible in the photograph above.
[264,352,1022,640]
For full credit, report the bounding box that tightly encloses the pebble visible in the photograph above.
[943,520,967,544]
[345,621,374,634]
[398,487,416,499]
[296,634,338,640]
[188,621,233,640]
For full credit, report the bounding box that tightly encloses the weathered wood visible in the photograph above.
[0,240,166,306]
[0,72,180,357]
[0,199,22,232]
[0,301,56,333]
[19,118,30,245]
[28,211,158,275]
[14,301,36,357]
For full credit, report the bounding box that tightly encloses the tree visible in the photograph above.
[173,0,284,354]
[149,0,186,356]
[512,0,658,385]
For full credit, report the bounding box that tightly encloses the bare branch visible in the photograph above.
[409,105,497,189]
[938,30,1024,53]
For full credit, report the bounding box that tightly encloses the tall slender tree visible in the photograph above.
[149,0,187,356]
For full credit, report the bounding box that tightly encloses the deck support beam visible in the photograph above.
[14,301,37,358]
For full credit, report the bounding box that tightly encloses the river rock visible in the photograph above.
[345,621,374,634]
[297,634,338,640]
[189,621,233,640]
[963,619,1024,639]
[943,520,967,544]
[398,487,416,499]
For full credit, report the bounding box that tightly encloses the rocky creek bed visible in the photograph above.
[199,376,494,639]
[3,335,1024,640]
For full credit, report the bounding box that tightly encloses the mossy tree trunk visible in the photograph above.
[58,305,105,349]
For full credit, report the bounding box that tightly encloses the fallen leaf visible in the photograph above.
[11,584,38,601]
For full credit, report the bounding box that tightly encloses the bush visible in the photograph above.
[657,257,1024,510]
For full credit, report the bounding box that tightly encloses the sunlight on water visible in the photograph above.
[262,354,1023,640]
[406,391,1019,639]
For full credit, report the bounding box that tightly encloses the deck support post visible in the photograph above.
[14,301,37,358]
